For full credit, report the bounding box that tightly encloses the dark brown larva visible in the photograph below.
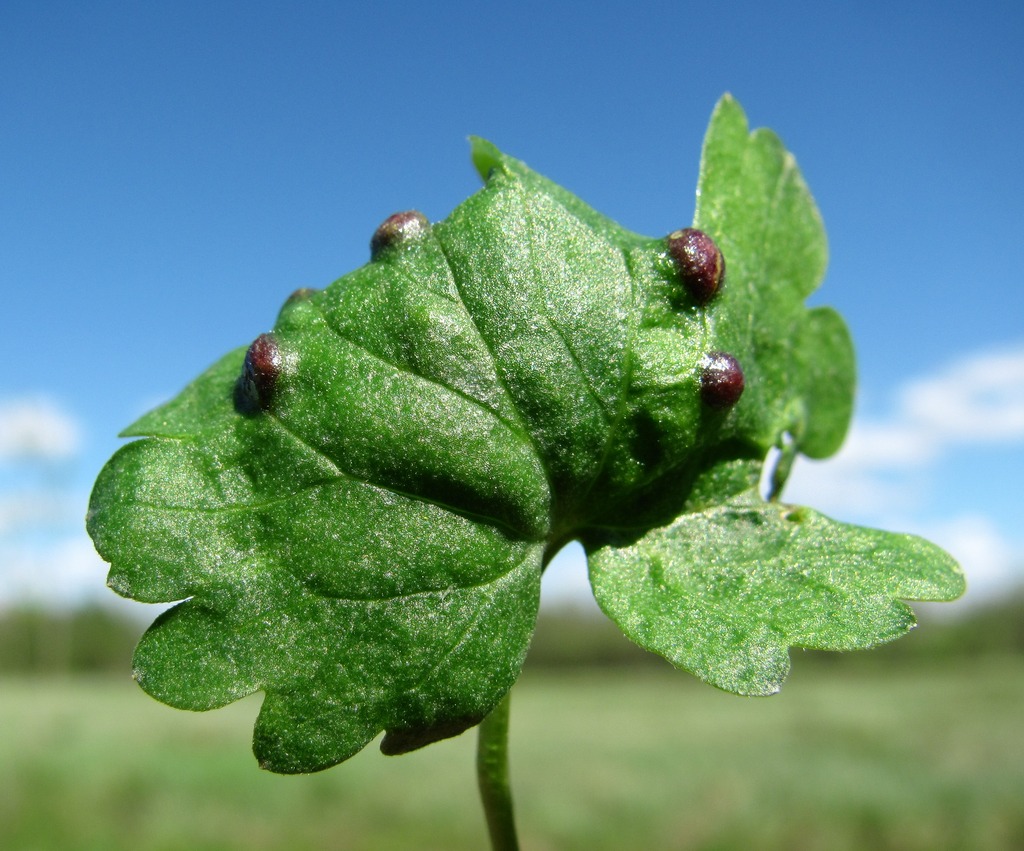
[667,227,725,304]
[370,210,430,259]
[699,351,744,409]
[236,333,282,413]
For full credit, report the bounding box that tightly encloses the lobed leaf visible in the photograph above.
[586,491,965,696]
[87,94,964,773]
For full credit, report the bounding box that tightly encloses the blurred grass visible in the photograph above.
[2,659,1023,850]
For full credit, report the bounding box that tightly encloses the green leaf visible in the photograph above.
[586,491,964,696]
[585,95,962,695]
[87,94,964,773]
[691,95,846,456]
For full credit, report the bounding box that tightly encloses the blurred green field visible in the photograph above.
[3,658,1023,850]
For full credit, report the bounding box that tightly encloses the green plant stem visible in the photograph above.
[477,690,519,851]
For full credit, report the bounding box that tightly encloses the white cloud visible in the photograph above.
[0,531,171,620]
[0,491,81,535]
[0,534,108,608]
[786,344,1024,513]
[849,345,1024,471]
[901,348,1024,444]
[783,424,935,519]
[920,514,1023,602]
[781,344,1024,606]
[0,397,81,463]
[836,421,938,468]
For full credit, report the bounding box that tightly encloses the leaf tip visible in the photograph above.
[716,90,738,108]
[106,570,130,598]
[709,91,749,130]
[469,136,503,182]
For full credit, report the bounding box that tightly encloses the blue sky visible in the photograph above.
[2,1,1022,612]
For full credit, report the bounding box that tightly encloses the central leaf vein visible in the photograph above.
[310,293,536,454]
[434,232,555,497]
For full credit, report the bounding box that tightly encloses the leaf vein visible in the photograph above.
[433,232,554,492]
[521,194,614,424]
[141,422,534,540]
[308,297,535,452]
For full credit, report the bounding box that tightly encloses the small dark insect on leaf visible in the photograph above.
[667,227,725,304]
[235,332,282,413]
[369,210,431,259]
[699,351,745,409]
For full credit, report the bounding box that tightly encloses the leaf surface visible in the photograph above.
[587,490,963,695]
[87,95,964,772]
